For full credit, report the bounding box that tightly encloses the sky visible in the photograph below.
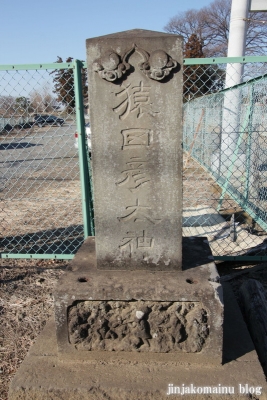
[1,0,214,65]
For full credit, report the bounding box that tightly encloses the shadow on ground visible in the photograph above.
[0,225,84,256]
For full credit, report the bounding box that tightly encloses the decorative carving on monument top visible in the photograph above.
[92,44,178,82]
[92,51,130,82]
[139,49,178,81]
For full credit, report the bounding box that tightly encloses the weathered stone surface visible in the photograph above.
[54,237,223,363]
[68,300,209,352]
[86,29,183,270]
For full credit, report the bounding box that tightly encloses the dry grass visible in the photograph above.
[0,258,67,400]
[0,181,82,238]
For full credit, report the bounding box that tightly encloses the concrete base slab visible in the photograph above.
[9,279,267,399]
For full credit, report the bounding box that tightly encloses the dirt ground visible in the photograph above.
[0,258,67,400]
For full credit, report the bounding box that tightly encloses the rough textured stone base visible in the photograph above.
[68,300,209,352]
[9,281,267,399]
[54,237,223,362]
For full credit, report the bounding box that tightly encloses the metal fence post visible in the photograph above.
[73,59,94,238]
[217,87,253,210]
[245,86,254,202]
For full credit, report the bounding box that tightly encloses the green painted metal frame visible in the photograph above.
[245,86,254,202]
[0,253,74,260]
[0,62,73,71]
[183,56,267,64]
[73,59,94,239]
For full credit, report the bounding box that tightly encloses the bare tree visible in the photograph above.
[42,84,59,112]
[29,85,58,114]
[29,91,45,113]
[0,96,16,116]
[164,0,267,56]
[199,0,230,57]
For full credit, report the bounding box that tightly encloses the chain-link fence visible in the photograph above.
[183,57,267,260]
[0,61,93,259]
[1,57,267,261]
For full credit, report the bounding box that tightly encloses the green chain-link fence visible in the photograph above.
[1,57,267,261]
[183,57,267,261]
[0,61,93,259]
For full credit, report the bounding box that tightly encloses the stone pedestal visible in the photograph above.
[54,237,223,363]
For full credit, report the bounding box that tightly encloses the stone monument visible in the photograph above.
[9,30,267,400]
[54,29,223,361]
[88,29,182,271]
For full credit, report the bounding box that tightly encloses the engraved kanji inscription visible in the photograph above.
[113,81,159,120]
[119,230,155,257]
[121,128,151,150]
[116,156,150,192]
[118,199,161,224]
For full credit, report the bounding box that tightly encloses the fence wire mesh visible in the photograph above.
[1,58,267,260]
[183,58,267,260]
[0,63,89,258]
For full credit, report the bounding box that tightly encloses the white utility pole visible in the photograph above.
[225,0,249,87]
[219,0,250,175]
